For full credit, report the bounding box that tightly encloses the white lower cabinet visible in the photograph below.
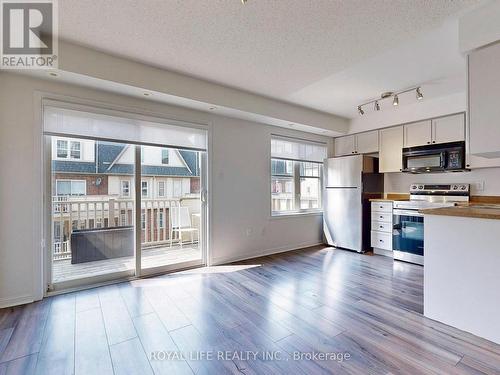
[370,201,393,257]
[371,231,392,251]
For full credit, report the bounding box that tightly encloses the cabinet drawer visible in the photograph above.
[371,231,392,251]
[371,212,392,223]
[371,202,392,213]
[371,221,392,233]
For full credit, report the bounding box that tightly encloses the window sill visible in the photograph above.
[270,210,323,219]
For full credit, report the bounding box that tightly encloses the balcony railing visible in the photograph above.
[52,195,200,261]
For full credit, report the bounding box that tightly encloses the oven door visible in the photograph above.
[392,209,424,265]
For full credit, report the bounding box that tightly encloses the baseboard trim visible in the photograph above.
[211,241,324,266]
[0,294,34,309]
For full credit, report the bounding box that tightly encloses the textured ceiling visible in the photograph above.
[58,0,480,118]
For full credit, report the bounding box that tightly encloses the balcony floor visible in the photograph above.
[52,244,201,283]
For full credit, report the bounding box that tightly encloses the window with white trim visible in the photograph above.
[161,149,169,164]
[56,139,82,160]
[56,140,68,158]
[141,180,149,197]
[271,136,326,215]
[70,141,81,159]
[158,181,165,197]
[121,180,130,197]
[56,180,86,196]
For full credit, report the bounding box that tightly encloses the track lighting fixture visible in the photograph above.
[416,87,423,100]
[356,86,423,115]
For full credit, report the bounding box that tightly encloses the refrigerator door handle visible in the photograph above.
[325,186,358,189]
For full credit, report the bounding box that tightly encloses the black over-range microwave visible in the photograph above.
[401,141,468,173]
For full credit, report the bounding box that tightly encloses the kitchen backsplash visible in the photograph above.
[385,167,500,196]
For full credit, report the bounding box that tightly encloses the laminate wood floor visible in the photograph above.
[1,246,500,375]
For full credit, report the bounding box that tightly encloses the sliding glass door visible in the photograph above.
[139,145,204,274]
[48,137,137,285]
[44,103,208,291]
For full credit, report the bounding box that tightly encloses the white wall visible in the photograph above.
[0,72,329,307]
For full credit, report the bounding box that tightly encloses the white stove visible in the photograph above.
[392,183,470,265]
[394,183,470,210]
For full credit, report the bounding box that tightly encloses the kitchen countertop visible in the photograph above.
[370,193,410,202]
[420,203,500,220]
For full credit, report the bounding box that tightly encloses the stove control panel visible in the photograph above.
[409,183,470,195]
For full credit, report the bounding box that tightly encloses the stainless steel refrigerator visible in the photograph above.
[323,155,383,252]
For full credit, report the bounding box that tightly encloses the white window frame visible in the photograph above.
[161,148,169,165]
[70,141,81,159]
[56,139,68,158]
[56,179,87,196]
[55,139,82,160]
[158,181,165,197]
[271,159,323,216]
[141,180,149,198]
[121,180,130,197]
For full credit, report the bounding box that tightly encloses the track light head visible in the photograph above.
[375,101,380,111]
[358,106,364,115]
[416,87,423,100]
[393,95,399,106]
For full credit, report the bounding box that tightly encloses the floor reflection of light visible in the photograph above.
[393,260,407,274]
[176,264,262,274]
[129,264,261,288]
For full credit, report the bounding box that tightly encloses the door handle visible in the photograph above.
[201,189,208,203]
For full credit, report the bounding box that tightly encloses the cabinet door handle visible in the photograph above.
[432,141,436,144]
[379,225,383,229]
[427,141,431,144]
[379,239,384,242]
[380,215,383,219]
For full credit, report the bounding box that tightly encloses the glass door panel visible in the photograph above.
[139,146,203,273]
[49,136,136,285]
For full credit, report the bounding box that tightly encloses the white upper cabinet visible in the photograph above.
[334,135,356,156]
[334,131,379,156]
[403,115,464,148]
[379,126,403,173]
[356,130,379,154]
[432,114,465,145]
[469,42,500,158]
[404,120,432,148]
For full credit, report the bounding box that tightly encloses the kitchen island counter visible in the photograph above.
[423,212,500,344]
[420,204,500,220]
